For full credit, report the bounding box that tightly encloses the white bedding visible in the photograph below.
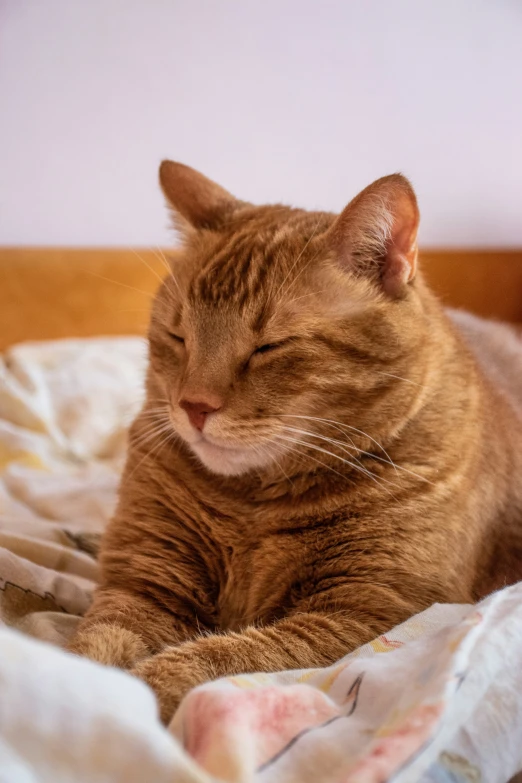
[0,337,521,783]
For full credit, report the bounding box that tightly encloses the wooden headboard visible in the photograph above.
[0,247,521,350]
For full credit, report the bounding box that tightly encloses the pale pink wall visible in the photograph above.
[0,0,521,247]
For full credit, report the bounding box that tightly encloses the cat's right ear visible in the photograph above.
[327,174,420,299]
[159,161,242,233]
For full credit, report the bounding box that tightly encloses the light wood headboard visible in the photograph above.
[0,247,521,350]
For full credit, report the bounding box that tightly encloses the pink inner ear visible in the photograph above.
[325,173,420,300]
[382,193,419,298]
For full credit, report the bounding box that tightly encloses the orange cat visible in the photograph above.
[69,161,522,723]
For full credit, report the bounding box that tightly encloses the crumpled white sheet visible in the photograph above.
[1,586,522,783]
[0,338,147,645]
[0,337,521,783]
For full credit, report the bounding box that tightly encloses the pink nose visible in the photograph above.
[179,399,221,431]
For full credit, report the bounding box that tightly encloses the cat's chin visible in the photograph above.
[188,437,273,477]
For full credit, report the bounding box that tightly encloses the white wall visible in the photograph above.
[1,0,521,247]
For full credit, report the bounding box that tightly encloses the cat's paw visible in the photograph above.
[67,624,149,669]
[132,651,197,724]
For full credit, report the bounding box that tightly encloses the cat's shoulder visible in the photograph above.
[447,308,522,414]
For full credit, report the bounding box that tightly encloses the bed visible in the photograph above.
[0,247,521,782]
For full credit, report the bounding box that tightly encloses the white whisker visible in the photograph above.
[130,422,174,452]
[138,407,171,418]
[264,442,295,488]
[152,247,184,299]
[275,416,434,485]
[278,414,396,469]
[276,434,397,496]
[270,438,351,484]
[129,248,167,291]
[285,288,329,306]
[124,427,178,485]
[84,271,154,299]
[281,425,373,473]
[375,371,426,389]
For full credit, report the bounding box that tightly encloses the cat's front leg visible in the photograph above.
[132,610,381,723]
[67,487,219,669]
[67,587,197,669]
[132,572,437,724]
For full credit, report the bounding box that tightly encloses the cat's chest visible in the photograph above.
[185,492,361,630]
[215,529,306,631]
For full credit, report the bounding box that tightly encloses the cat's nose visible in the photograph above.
[179,398,221,431]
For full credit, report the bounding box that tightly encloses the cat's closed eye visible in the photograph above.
[254,343,281,355]
[252,339,292,359]
[168,331,185,345]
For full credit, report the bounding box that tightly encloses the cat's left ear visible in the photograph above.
[159,160,243,233]
[327,174,420,298]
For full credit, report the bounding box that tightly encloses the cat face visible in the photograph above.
[147,163,424,477]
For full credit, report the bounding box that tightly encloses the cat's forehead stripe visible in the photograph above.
[191,231,270,308]
[189,210,329,310]
[189,234,267,307]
